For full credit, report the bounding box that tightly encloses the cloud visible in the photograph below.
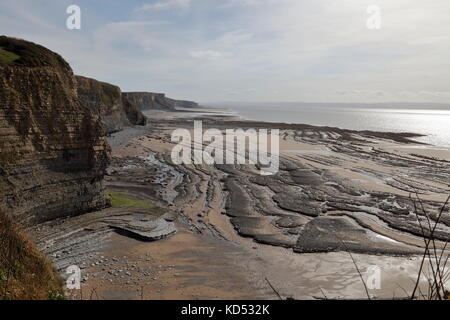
[417,91,450,97]
[219,0,270,8]
[215,30,253,47]
[136,0,191,11]
[336,90,387,96]
[189,50,224,60]
[227,88,257,96]
[93,20,170,52]
[1,0,450,103]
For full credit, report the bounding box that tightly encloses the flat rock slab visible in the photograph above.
[294,216,422,255]
[31,207,178,271]
[289,169,324,186]
[110,215,177,241]
[273,192,323,216]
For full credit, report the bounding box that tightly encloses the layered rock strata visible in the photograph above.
[122,92,176,111]
[76,76,146,134]
[0,36,110,224]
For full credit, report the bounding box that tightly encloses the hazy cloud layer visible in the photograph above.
[1,0,449,103]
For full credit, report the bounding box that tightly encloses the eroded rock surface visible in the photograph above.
[31,207,176,272]
[114,116,450,255]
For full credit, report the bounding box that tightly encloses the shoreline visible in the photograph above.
[31,109,450,300]
[200,105,450,150]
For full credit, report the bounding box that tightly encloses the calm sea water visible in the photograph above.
[210,103,450,149]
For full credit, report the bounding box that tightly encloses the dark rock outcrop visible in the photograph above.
[122,95,147,126]
[173,100,199,108]
[0,36,110,224]
[294,216,419,255]
[122,92,176,112]
[76,76,146,134]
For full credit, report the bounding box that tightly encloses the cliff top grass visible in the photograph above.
[0,211,64,300]
[107,191,157,209]
[0,36,70,69]
[0,47,20,66]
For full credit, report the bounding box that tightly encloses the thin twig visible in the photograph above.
[318,287,328,300]
[265,277,283,300]
[336,237,371,300]
[410,193,450,300]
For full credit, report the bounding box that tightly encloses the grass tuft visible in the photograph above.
[0,211,64,300]
[106,191,156,209]
[0,36,70,69]
[0,47,20,66]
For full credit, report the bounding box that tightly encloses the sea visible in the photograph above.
[205,102,450,149]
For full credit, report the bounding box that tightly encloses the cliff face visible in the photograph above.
[174,100,199,108]
[122,92,176,112]
[121,95,147,126]
[0,36,110,224]
[76,76,146,134]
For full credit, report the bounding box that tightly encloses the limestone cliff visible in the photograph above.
[122,92,176,112]
[0,36,110,224]
[76,76,146,134]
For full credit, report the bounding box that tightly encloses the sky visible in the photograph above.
[1,0,450,103]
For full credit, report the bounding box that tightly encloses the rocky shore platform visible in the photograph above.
[29,109,450,299]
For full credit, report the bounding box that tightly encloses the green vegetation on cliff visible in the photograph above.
[0,47,20,66]
[0,211,64,300]
[0,36,69,69]
[107,191,156,209]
